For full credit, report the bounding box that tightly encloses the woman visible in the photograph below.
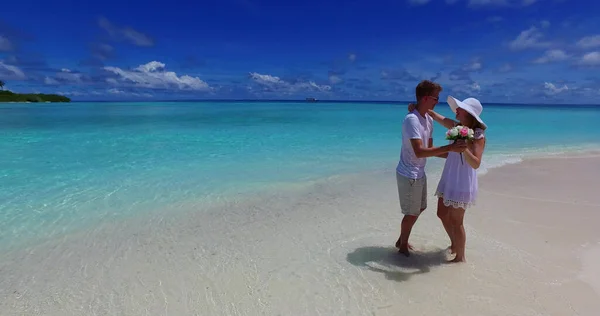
[409,96,487,263]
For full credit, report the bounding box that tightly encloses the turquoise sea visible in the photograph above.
[1,101,600,250]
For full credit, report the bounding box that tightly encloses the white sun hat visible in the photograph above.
[447,96,487,130]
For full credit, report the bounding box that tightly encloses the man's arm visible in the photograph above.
[436,152,449,158]
[428,135,449,159]
[405,117,462,158]
[430,138,449,158]
[410,138,458,158]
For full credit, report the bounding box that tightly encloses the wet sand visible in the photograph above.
[0,154,599,315]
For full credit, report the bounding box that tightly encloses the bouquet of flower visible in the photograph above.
[445,125,474,164]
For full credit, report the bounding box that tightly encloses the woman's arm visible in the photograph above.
[407,103,457,129]
[427,109,457,129]
[464,137,486,169]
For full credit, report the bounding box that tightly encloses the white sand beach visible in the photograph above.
[1,153,599,315]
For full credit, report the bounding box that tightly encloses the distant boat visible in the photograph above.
[305,97,317,102]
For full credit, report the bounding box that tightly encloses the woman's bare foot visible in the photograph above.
[448,256,466,263]
[447,245,456,254]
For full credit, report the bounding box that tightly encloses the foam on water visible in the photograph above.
[1,101,600,250]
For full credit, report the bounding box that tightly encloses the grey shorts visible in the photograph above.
[396,173,427,216]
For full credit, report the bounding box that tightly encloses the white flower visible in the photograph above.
[467,128,474,138]
[449,127,459,137]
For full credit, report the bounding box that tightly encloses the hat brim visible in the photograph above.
[447,96,487,130]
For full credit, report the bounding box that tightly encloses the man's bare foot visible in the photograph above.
[396,241,413,257]
[395,240,414,250]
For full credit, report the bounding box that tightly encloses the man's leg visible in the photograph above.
[397,209,425,256]
[395,173,426,256]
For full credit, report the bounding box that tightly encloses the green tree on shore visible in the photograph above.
[0,80,5,90]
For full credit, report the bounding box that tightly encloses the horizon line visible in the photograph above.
[68,98,600,107]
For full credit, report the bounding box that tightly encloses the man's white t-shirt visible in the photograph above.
[396,109,433,179]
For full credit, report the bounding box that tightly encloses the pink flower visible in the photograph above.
[460,127,469,137]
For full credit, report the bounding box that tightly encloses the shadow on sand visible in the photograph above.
[346,246,447,282]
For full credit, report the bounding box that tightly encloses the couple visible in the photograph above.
[394,80,487,263]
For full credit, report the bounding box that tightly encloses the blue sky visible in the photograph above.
[1,0,599,103]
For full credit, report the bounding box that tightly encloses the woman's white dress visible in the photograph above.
[435,128,485,209]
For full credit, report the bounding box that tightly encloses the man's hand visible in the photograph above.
[449,139,467,153]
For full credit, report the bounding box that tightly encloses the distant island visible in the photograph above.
[0,90,71,103]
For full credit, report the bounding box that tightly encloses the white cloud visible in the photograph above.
[104,61,211,91]
[576,35,600,49]
[577,52,600,67]
[57,91,85,96]
[98,17,154,47]
[540,20,551,28]
[468,0,537,6]
[0,61,26,80]
[135,61,165,72]
[56,68,84,83]
[464,60,482,71]
[249,73,284,85]
[469,0,504,5]
[452,82,481,95]
[329,75,343,84]
[487,16,503,23]
[91,43,114,60]
[408,0,431,5]
[446,59,483,82]
[44,77,59,85]
[108,88,153,97]
[544,82,568,95]
[533,49,569,64]
[348,53,357,62]
[509,26,551,50]
[44,68,90,85]
[0,36,13,51]
[499,63,513,72]
[249,72,331,94]
[572,87,600,98]
[108,88,125,94]
[469,82,481,92]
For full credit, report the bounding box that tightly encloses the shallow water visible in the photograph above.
[1,101,599,250]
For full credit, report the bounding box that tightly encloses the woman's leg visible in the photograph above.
[436,198,455,254]
[449,207,467,263]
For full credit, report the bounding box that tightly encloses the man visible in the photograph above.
[395,80,466,256]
